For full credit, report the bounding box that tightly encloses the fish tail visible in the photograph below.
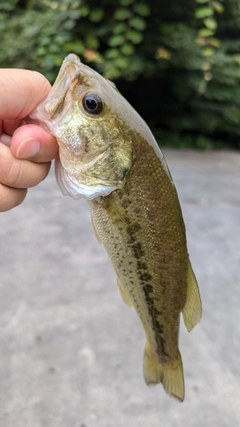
[143,343,185,402]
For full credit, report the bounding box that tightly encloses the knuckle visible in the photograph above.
[0,143,51,189]
[0,143,24,187]
[5,159,23,187]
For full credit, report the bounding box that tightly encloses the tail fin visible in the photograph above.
[143,344,185,402]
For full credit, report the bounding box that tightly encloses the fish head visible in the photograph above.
[30,54,133,200]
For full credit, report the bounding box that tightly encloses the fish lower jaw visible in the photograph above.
[55,160,117,200]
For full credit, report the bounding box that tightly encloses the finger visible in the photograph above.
[0,70,51,122]
[0,184,27,212]
[0,133,12,146]
[2,118,21,137]
[0,142,51,189]
[11,124,58,163]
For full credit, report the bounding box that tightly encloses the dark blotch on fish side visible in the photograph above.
[143,283,168,358]
[140,272,152,282]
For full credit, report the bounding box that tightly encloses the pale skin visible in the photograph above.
[0,69,58,212]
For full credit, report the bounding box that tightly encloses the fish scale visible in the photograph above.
[90,138,186,359]
[29,53,202,402]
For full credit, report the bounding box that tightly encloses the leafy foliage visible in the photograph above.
[0,0,239,148]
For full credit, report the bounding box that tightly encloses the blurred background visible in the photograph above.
[0,0,239,150]
[1,2,240,426]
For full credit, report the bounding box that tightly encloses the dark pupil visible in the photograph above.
[86,98,97,111]
[83,93,103,115]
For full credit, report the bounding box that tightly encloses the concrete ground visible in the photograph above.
[0,149,240,427]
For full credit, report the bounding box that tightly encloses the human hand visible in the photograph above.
[0,69,58,212]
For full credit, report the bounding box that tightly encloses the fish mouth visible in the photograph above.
[29,55,82,131]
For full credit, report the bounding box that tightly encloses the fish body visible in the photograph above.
[30,54,202,401]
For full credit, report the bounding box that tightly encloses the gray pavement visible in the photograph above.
[0,149,240,427]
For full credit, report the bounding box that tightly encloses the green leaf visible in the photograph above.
[133,3,151,17]
[212,1,224,13]
[233,54,240,65]
[202,47,215,56]
[49,43,59,53]
[198,28,214,37]
[43,55,55,70]
[105,48,119,59]
[195,7,213,19]
[195,0,209,3]
[37,47,46,56]
[209,37,221,48]
[85,34,99,50]
[201,62,211,71]
[89,9,104,23]
[54,54,65,67]
[114,8,132,20]
[0,2,16,11]
[126,30,143,44]
[80,5,89,17]
[112,22,127,34]
[105,67,121,80]
[129,17,146,31]
[63,40,85,54]
[160,24,175,35]
[114,57,129,69]
[63,19,76,31]
[119,0,134,5]
[71,0,81,8]
[203,17,217,30]
[54,34,68,44]
[121,43,135,56]
[108,34,125,47]
[40,36,51,47]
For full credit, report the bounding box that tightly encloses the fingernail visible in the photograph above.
[16,138,40,159]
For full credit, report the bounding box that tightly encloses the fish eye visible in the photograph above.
[82,93,103,115]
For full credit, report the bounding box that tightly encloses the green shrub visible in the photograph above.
[0,0,238,148]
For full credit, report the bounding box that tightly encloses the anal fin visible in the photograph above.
[182,262,202,332]
[117,278,133,307]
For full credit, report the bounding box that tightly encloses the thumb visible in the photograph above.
[11,124,58,163]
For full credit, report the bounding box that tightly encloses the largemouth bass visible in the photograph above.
[30,54,202,401]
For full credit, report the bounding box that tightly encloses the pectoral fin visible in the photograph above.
[182,262,202,332]
[117,278,133,307]
[91,214,102,244]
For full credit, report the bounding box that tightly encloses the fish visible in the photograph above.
[29,54,202,401]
